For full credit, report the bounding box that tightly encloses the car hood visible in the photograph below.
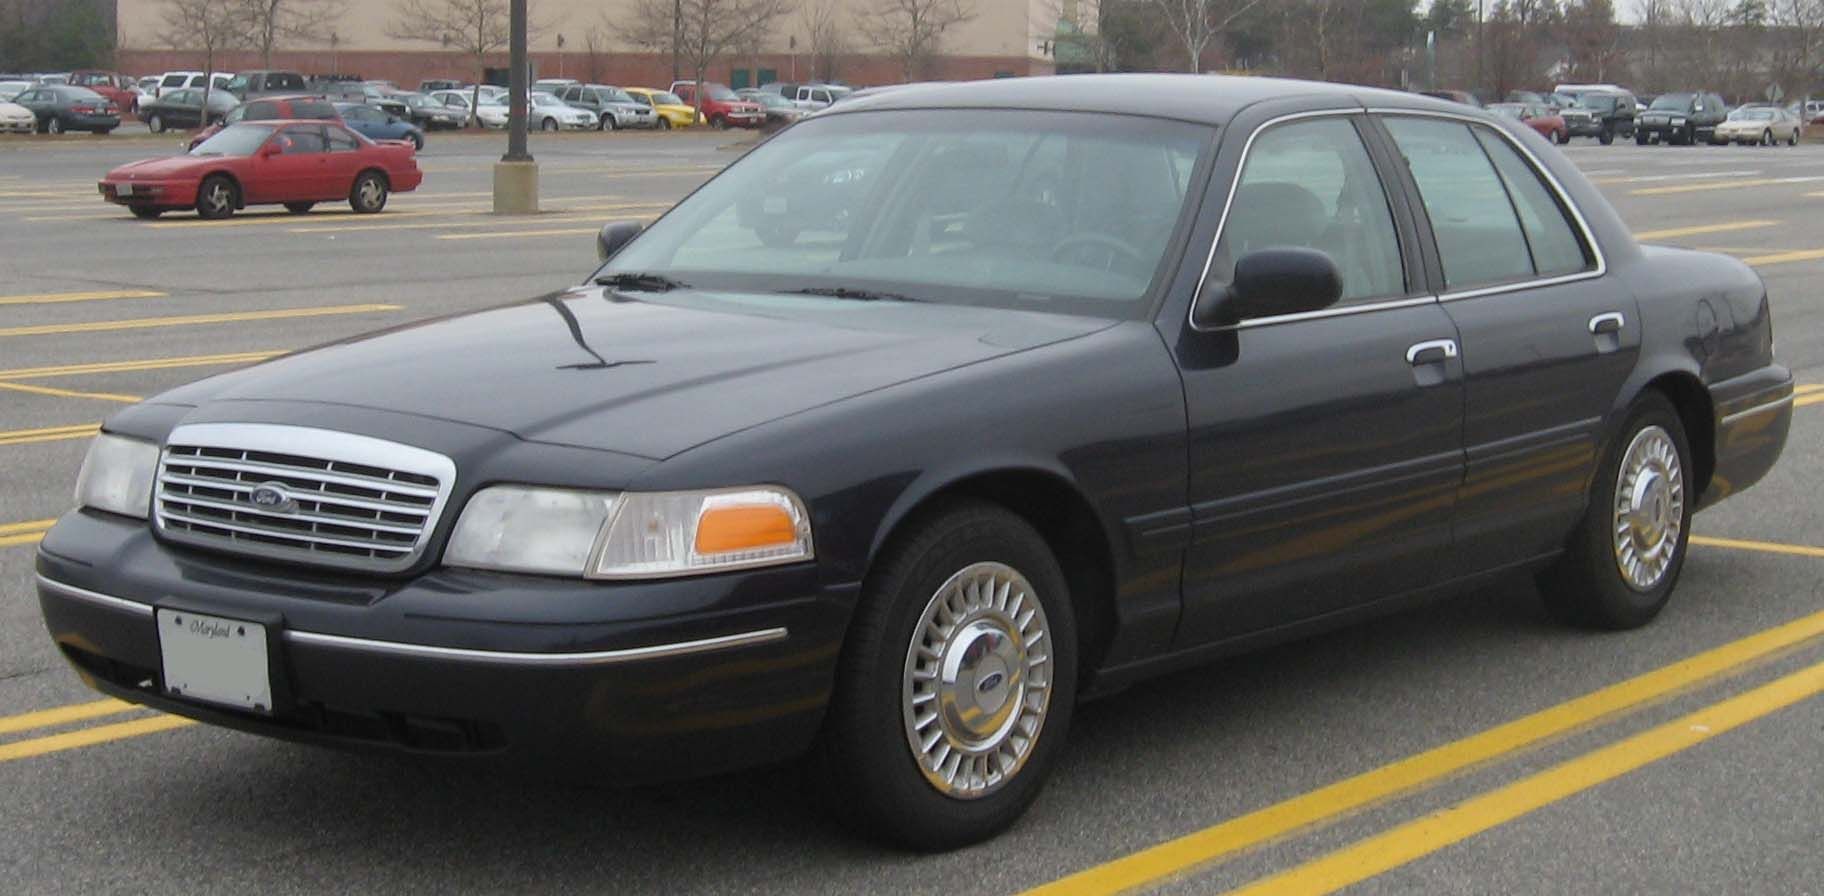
[165,286,1115,460]
[106,155,215,178]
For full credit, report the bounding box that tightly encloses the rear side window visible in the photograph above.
[162,75,185,87]
[269,73,306,91]
[1221,117,1406,303]
[1471,129,1592,277]
[293,101,336,119]
[326,126,358,151]
[1383,117,1534,289]
[244,101,278,119]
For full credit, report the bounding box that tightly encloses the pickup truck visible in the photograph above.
[669,80,765,129]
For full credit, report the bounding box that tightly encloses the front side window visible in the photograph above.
[605,109,1212,319]
[281,126,327,154]
[1384,116,1534,290]
[1218,117,1405,303]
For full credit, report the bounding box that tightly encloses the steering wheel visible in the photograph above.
[1051,232,1147,272]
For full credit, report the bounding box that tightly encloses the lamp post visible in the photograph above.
[493,0,537,213]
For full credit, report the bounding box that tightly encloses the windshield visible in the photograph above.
[707,85,738,100]
[190,123,275,156]
[651,91,683,105]
[1730,107,1775,120]
[603,110,1211,319]
[1650,93,1694,111]
[1489,104,1525,119]
[1580,94,1617,111]
[605,88,635,103]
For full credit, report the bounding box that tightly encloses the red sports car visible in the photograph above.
[1489,102,1570,144]
[98,120,423,220]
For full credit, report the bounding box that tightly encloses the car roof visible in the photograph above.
[833,73,1468,127]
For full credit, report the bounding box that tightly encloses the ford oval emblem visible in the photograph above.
[248,482,294,513]
[977,672,1005,693]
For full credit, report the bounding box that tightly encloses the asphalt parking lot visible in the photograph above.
[2,130,1821,895]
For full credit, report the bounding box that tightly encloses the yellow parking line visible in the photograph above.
[0,381,139,403]
[143,209,480,229]
[1632,220,1777,241]
[289,203,670,234]
[0,304,400,337]
[1221,660,1824,896]
[1739,248,1824,267]
[0,422,102,445]
[0,715,196,763]
[0,698,137,736]
[1634,177,1824,196]
[0,351,282,380]
[0,530,49,548]
[1796,393,1824,408]
[1020,606,1824,896]
[0,518,57,536]
[1691,535,1824,559]
[0,289,165,306]
[437,227,603,240]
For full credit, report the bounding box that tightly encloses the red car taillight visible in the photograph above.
[73,105,96,114]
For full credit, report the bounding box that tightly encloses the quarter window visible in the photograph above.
[326,126,358,151]
[1383,117,1533,289]
[1219,117,1405,303]
[1472,129,1592,277]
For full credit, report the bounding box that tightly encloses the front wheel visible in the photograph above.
[657,116,671,130]
[1790,130,1800,146]
[195,175,237,219]
[813,500,1077,850]
[1635,130,1649,145]
[1555,128,1570,145]
[349,171,389,213]
[410,132,424,150]
[1762,129,1774,146]
[47,116,64,135]
[1539,393,1692,630]
[1599,126,1614,145]
[541,116,558,132]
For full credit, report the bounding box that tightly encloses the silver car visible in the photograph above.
[556,84,658,130]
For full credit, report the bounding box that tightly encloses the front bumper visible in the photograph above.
[36,510,853,781]
[0,117,32,133]
[98,179,189,208]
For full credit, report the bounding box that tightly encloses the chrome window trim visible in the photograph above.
[1187,108,1426,333]
[1367,107,1610,302]
[35,574,787,666]
[153,423,457,574]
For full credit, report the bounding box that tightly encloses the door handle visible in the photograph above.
[1406,339,1459,366]
[1589,312,1625,335]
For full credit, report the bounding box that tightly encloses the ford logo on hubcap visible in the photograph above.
[248,482,294,513]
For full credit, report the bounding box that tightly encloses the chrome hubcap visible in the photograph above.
[902,562,1052,800]
[206,184,230,212]
[359,180,382,207]
[1612,425,1684,591]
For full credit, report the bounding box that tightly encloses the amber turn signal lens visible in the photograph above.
[694,504,798,554]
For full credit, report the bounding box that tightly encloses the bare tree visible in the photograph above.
[1562,0,1622,83]
[856,0,973,81]
[160,0,246,126]
[801,0,850,81]
[388,0,536,124]
[237,0,347,68]
[626,0,789,116]
[1150,0,1265,73]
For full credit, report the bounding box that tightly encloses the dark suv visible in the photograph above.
[1561,90,1636,144]
[1636,91,1726,145]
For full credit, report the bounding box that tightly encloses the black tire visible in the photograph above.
[410,132,424,150]
[128,205,162,219]
[47,116,64,135]
[148,114,165,134]
[284,202,315,214]
[710,115,727,130]
[541,116,558,132]
[195,175,237,219]
[1790,130,1800,146]
[1555,128,1570,145]
[603,114,617,131]
[1635,130,1649,146]
[1539,393,1693,631]
[1681,124,1696,145]
[1761,129,1773,146]
[349,171,389,213]
[813,499,1078,851]
[658,116,671,130]
[1598,126,1614,145]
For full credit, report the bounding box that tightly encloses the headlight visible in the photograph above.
[444,485,812,579]
[74,433,159,519]
[1671,117,1686,125]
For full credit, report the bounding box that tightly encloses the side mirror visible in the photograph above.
[597,220,644,261]
[258,141,281,158]
[1193,248,1343,328]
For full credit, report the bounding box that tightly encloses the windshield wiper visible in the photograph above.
[594,272,688,292]
[784,286,921,303]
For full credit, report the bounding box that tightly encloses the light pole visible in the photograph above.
[494,0,537,213]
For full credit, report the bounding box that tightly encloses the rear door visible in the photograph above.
[1377,113,1637,578]
[1171,109,1466,646]
[322,124,366,198]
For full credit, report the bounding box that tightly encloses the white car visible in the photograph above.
[0,100,34,133]
[472,97,511,129]
[527,92,596,130]
[156,71,230,98]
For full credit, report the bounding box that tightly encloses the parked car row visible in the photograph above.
[1424,83,1810,148]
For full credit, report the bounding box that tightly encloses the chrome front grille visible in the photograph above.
[154,423,457,573]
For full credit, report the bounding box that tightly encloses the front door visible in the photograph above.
[1378,114,1639,577]
[1171,112,1466,647]
[249,125,329,203]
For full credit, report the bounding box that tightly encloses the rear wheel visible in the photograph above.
[1539,393,1692,630]
[1555,128,1570,144]
[47,116,64,135]
[658,116,671,130]
[147,113,165,133]
[128,205,162,219]
[813,500,1077,850]
[1598,125,1614,145]
[284,202,315,214]
[349,171,388,214]
[710,115,727,130]
[1790,129,1800,146]
[195,175,237,220]
[410,132,424,150]
[1761,129,1774,146]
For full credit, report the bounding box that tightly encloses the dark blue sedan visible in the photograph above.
[333,102,424,149]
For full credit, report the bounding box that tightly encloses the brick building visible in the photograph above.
[115,0,1089,90]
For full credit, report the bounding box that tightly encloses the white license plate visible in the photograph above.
[156,609,273,714]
